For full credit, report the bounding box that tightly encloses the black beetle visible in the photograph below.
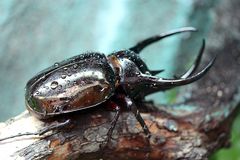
[0,27,215,141]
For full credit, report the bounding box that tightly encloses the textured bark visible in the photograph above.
[0,85,239,160]
[0,59,239,160]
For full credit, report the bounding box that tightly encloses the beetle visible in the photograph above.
[0,27,215,141]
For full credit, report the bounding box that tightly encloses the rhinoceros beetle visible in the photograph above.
[0,27,215,141]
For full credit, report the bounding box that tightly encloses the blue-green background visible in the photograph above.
[0,1,239,159]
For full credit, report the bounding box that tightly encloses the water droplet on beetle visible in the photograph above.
[163,119,178,132]
[145,71,150,75]
[54,63,59,67]
[50,81,58,89]
[41,75,46,79]
[43,85,49,89]
[61,74,67,79]
[73,64,78,69]
[58,85,62,90]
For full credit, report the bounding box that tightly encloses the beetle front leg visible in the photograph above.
[100,101,121,149]
[124,96,151,138]
[106,105,120,140]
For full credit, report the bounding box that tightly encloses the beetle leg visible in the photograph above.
[38,119,71,135]
[129,27,196,53]
[124,96,151,138]
[175,39,205,79]
[100,102,120,148]
[106,105,120,141]
[0,119,71,141]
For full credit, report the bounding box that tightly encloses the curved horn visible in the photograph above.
[179,39,205,79]
[155,57,215,87]
[129,27,197,53]
[138,56,216,95]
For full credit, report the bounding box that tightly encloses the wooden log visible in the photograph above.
[0,85,239,160]
[0,42,239,159]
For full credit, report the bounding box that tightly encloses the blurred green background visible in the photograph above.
[0,0,239,159]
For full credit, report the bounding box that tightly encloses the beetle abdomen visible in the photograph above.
[25,53,116,118]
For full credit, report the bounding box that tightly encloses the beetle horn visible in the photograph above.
[175,39,205,79]
[129,27,197,53]
[140,56,216,93]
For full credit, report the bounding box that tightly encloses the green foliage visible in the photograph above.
[210,113,240,160]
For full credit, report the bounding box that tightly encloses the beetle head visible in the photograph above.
[112,27,215,98]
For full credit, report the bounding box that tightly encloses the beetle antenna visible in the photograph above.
[0,132,39,141]
[129,27,197,53]
[0,119,71,141]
